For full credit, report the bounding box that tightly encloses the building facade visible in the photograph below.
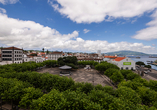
[48,51,63,60]
[1,46,23,64]
[111,57,135,70]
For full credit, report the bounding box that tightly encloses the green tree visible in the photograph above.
[19,87,43,109]
[110,71,124,84]
[46,49,49,54]
[144,65,151,68]
[42,48,44,52]
[104,68,119,77]
[116,86,142,104]
[136,61,145,66]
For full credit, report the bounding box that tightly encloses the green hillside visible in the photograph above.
[105,50,149,56]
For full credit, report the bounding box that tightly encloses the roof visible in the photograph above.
[59,65,72,69]
[113,57,126,61]
[2,46,22,50]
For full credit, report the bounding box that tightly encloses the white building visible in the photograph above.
[111,57,135,70]
[23,54,31,62]
[1,46,23,64]
[48,51,63,60]
[97,50,101,56]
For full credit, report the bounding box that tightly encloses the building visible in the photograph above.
[97,50,101,56]
[23,54,31,62]
[111,57,135,70]
[48,51,63,60]
[1,46,23,64]
[77,57,103,63]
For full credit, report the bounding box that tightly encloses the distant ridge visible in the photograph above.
[105,50,149,56]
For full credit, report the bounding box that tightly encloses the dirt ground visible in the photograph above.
[37,67,113,87]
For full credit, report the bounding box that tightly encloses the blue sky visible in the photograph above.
[0,0,157,54]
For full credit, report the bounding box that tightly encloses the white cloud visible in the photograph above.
[83,29,90,34]
[132,10,157,40]
[0,0,19,4]
[0,7,6,13]
[48,0,157,23]
[0,12,156,53]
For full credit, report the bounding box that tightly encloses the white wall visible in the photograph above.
[117,58,135,70]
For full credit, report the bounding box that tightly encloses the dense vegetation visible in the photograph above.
[58,56,78,69]
[0,60,157,109]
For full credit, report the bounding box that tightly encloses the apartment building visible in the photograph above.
[48,51,63,60]
[1,46,23,64]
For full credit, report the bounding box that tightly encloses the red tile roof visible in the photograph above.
[113,57,126,61]
[2,46,22,50]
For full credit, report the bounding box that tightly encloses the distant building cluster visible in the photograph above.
[0,46,135,70]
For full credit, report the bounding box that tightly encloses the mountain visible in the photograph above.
[105,50,149,56]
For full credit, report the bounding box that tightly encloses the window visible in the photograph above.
[2,55,12,57]
[2,58,12,61]
[126,59,128,61]
[126,67,128,70]
[2,51,12,53]
[121,67,123,70]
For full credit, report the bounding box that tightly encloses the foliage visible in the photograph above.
[149,80,157,91]
[66,63,78,69]
[30,53,37,56]
[137,86,157,106]
[77,61,98,66]
[58,56,77,66]
[104,68,119,77]
[116,86,142,104]
[145,65,152,68]
[42,60,57,67]
[120,70,133,79]
[126,72,140,80]
[110,71,124,84]
[19,87,43,108]
[118,80,143,91]
[88,90,114,109]
[136,61,145,66]
[95,62,119,72]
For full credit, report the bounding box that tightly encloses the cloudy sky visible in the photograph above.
[0,0,157,54]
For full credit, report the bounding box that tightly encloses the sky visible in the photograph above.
[0,0,157,54]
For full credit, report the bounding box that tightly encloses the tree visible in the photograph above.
[46,49,49,54]
[104,68,119,77]
[144,65,151,68]
[95,62,119,73]
[110,71,124,84]
[136,61,145,66]
[116,86,142,104]
[42,48,44,52]
[19,87,43,109]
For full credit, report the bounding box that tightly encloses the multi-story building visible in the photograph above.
[1,46,23,64]
[48,51,63,60]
